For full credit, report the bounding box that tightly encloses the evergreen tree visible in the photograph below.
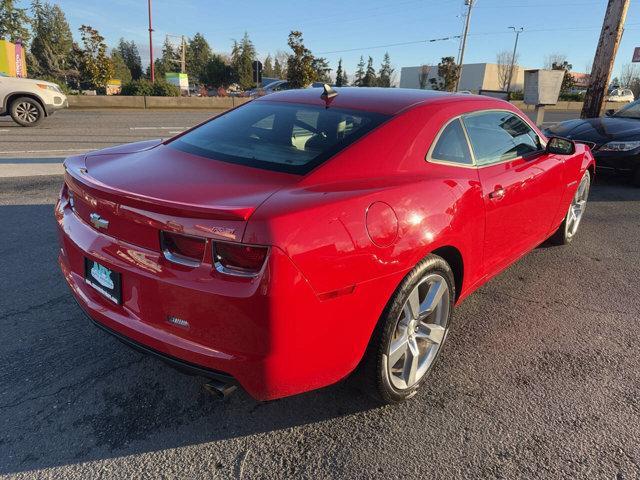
[30,1,73,80]
[312,56,331,83]
[552,60,576,94]
[115,38,143,80]
[0,0,31,43]
[263,54,274,77]
[204,53,235,87]
[378,52,394,88]
[362,56,377,87]
[274,57,282,79]
[274,50,288,79]
[286,31,316,88]
[110,51,131,83]
[186,32,212,83]
[231,32,256,90]
[335,58,344,87]
[152,38,177,79]
[78,25,114,89]
[353,56,365,87]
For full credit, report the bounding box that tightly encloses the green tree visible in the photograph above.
[274,50,288,79]
[115,38,143,80]
[286,31,315,88]
[312,56,331,83]
[30,1,73,80]
[78,25,114,89]
[186,32,212,84]
[263,54,274,77]
[353,56,365,86]
[110,51,131,83]
[204,54,235,87]
[151,37,177,80]
[429,56,459,92]
[552,60,576,94]
[378,52,394,87]
[231,32,256,90]
[362,56,377,87]
[335,58,345,87]
[0,0,31,43]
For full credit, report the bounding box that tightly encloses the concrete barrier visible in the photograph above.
[68,95,146,109]
[67,95,632,113]
[68,95,251,110]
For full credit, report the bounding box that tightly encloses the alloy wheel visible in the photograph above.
[386,273,450,390]
[565,173,590,239]
[15,102,40,124]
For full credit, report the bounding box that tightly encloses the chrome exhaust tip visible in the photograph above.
[204,379,237,399]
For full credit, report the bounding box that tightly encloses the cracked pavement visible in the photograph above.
[1,174,640,479]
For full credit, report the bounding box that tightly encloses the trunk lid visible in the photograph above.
[65,143,298,250]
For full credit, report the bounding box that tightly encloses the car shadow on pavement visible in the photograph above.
[0,201,384,475]
[590,173,640,202]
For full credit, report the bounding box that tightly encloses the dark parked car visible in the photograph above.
[545,100,640,185]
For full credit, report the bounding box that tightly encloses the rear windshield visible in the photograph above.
[169,101,389,174]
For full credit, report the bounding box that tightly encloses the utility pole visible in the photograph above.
[180,36,186,74]
[455,0,474,92]
[581,0,630,118]
[148,0,154,83]
[506,27,523,94]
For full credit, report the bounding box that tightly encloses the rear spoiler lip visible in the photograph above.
[64,166,253,221]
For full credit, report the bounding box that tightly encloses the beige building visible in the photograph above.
[399,63,530,92]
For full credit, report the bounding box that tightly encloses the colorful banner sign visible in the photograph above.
[0,39,27,77]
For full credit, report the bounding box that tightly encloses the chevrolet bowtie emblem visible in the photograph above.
[89,213,109,230]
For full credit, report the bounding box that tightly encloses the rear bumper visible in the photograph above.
[56,197,398,400]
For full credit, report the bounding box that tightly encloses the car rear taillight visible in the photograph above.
[160,231,206,267]
[213,241,269,277]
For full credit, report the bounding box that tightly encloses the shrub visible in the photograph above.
[120,79,179,96]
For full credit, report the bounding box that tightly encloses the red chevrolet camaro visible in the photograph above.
[56,88,594,403]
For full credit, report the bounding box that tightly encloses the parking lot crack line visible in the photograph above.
[0,294,69,321]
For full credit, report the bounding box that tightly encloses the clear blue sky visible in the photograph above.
[20,0,640,82]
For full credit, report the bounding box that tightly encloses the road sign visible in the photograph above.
[633,47,640,62]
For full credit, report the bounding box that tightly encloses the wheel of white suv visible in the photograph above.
[550,170,591,245]
[358,254,455,403]
[10,97,44,127]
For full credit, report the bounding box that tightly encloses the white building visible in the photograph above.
[399,63,530,92]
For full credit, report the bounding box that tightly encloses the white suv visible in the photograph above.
[606,88,635,103]
[0,74,68,127]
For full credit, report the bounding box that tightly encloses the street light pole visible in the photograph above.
[506,27,523,94]
[148,0,155,83]
[455,0,474,92]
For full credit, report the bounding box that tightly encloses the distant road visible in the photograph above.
[0,108,582,176]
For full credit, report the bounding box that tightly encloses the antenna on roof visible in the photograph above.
[321,84,337,99]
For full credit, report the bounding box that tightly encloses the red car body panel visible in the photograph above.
[56,89,595,400]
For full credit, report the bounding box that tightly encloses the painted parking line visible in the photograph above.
[0,148,90,156]
[129,127,187,130]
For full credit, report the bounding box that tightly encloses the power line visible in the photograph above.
[317,36,462,55]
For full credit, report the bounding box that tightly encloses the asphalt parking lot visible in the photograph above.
[1,167,640,478]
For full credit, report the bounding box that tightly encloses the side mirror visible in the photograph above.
[546,136,576,155]
[605,109,615,117]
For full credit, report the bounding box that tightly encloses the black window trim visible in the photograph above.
[461,109,547,168]
[426,108,548,169]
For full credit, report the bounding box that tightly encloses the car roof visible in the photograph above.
[254,87,493,115]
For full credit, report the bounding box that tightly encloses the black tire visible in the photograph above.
[549,170,591,245]
[9,97,44,127]
[356,254,455,404]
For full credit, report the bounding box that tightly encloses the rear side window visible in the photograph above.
[463,111,541,165]
[430,118,473,165]
[169,101,389,174]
